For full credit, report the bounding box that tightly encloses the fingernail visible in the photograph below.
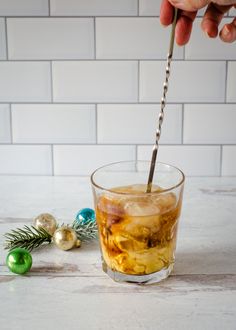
[204,30,211,38]
[222,26,230,37]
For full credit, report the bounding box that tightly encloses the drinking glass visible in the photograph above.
[91,161,184,284]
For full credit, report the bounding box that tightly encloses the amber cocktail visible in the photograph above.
[91,161,184,284]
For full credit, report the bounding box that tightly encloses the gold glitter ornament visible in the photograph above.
[53,227,78,251]
[34,213,57,236]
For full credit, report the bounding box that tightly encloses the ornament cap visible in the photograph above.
[75,239,81,248]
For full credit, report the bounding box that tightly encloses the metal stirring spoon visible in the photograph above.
[146,8,178,193]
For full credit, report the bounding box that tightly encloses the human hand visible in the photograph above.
[160,0,236,45]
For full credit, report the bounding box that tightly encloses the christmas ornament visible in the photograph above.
[34,213,57,235]
[4,211,97,252]
[76,208,96,225]
[6,248,32,274]
[4,210,97,275]
[53,226,79,251]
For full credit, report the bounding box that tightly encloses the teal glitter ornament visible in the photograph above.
[6,248,32,275]
[75,208,95,225]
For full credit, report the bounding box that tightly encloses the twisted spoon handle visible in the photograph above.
[146,8,178,193]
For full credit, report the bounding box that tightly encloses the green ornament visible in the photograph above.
[6,248,32,274]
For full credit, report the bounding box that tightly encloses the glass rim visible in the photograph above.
[90,160,185,195]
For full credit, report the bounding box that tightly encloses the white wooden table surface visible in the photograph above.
[0,176,235,330]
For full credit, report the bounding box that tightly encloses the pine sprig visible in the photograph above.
[72,220,98,242]
[4,225,52,252]
[4,220,98,252]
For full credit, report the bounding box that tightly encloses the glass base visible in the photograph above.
[102,262,174,284]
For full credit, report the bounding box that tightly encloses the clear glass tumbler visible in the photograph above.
[91,161,184,284]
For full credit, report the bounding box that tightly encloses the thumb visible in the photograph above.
[168,0,210,11]
[220,18,236,43]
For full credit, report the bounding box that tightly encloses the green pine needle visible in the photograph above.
[4,225,52,252]
[72,220,98,242]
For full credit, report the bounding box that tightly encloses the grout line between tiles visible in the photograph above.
[0,102,235,105]
[137,0,140,16]
[9,103,13,143]
[93,17,96,59]
[1,15,209,18]
[4,18,8,60]
[48,0,51,16]
[51,145,54,176]
[0,59,235,62]
[181,104,184,144]
[50,61,54,103]
[0,143,233,147]
[219,145,223,177]
[224,61,228,103]
[137,60,140,102]
[95,104,98,144]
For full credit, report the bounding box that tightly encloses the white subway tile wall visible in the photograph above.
[138,145,221,176]
[50,0,138,16]
[0,104,11,143]
[96,18,184,59]
[140,61,226,102]
[0,18,7,60]
[97,104,182,144]
[139,0,206,16]
[0,145,52,175]
[53,145,136,175]
[0,62,51,102]
[52,61,138,102]
[139,0,161,16]
[184,104,236,144]
[0,0,235,176]
[7,18,94,60]
[185,19,236,60]
[11,104,96,144]
[222,146,236,176]
[0,0,49,16]
[227,62,236,102]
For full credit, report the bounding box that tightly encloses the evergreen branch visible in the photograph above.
[4,225,52,252]
[72,220,98,242]
[4,220,98,252]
